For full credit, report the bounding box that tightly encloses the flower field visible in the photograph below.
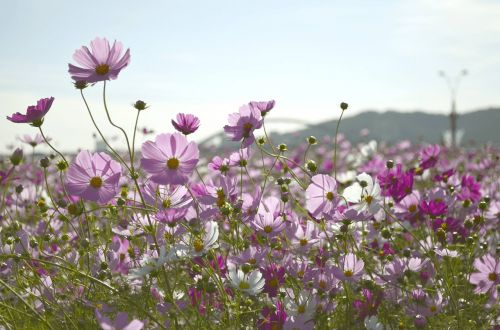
[1,38,499,329]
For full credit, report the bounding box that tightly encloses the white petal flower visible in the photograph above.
[227,267,264,295]
[365,315,385,330]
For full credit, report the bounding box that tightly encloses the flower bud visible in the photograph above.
[73,80,89,90]
[278,144,287,152]
[133,100,148,111]
[57,160,68,171]
[306,160,317,173]
[15,185,24,194]
[40,157,50,168]
[386,160,394,169]
[340,102,348,110]
[10,148,23,166]
[307,136,317,145]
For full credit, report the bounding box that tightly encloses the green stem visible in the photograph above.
[131,109,141,163]
[333,109,345,181]
[80,90,129,169]
[102,81,132,160]
[38,127,67,165]
[0,278,54,330]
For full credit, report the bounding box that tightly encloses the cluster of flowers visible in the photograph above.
[1,38,499,329]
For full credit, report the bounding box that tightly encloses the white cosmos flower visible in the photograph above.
[284,290,317,319]
[127,244,190,280]
[364,315,385,330]
[342,172,381,214]
[188,220,219,256]
[227,267,265,295]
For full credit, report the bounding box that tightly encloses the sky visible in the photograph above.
[1,0,499,153]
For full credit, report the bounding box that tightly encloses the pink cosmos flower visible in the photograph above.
[470,254,499,297]
[18,134,47,147]
[171,113,200,135]
[332,253,364,282]
[224,104,263,148]
[142,182,192,210]
[305,174,339,219]
[252,212,286,238]
[65,151,122,204]
[249,100,275,116]
[95,309,144,330]
[140,133,199,185]
[68,37,130,83]
[7,97,54,126]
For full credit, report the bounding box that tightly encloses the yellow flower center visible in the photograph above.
[89,176,103,189]
[299,239,308,246]
[243,122,253,138]
[264,225,273,234]
[239,281,250,290]
[297,304,306,314]
[488,272,497,281]
[268,278,279,288]
[364,195,373,204]
[95,64,109,75]
[166,158,180,170]
[162,199,171,208]
[344,269,353,277]
[325,191,334,201]
[193,238,204,252]
[430,305,437,312]
[409,204,417,212]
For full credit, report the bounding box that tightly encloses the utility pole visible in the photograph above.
[438,69,468,148]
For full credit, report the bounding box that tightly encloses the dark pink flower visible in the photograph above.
[65,151,122,204]
[261,263,285,297]
[171,113,200,135]
[140,133,199,185]
[259,301,287,330]
[419,199,447,217]
[224,104,263,148]
[353,288,382,320]
[7,97,54,126]
[378,164,414,202]
[69,37,130,83]
[457,174,481,202]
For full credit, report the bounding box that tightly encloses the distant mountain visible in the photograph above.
[200,107,500,151]
[275,107,500,147]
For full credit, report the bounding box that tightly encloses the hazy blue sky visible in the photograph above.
[1,0,499,153]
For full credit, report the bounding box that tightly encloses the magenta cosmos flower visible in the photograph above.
[68,37,130,83]
[305,174,339,219]
[224,104,263,148]
[65,150,122,204]
[171,113,200,135]
[140,133,199,185]
[7,97,54,126]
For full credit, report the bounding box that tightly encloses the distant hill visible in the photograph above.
[200,107,500,151]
